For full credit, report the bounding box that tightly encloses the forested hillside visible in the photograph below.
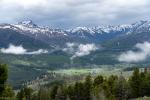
[1,63,150,100]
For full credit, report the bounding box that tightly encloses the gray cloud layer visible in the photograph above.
[0,0,150,28]
[118,41,150,63]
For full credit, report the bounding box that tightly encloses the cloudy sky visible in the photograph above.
[0,0,150,28]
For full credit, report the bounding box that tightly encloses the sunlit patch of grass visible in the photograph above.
[11,60,31,66]
[135,96,150,100]
[48,67,133,78]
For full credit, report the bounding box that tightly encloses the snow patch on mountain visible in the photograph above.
[0,20,150,42]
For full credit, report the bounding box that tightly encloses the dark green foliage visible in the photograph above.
[83,75,92,100]
[66,85,75,100]
[50,85,58,100]
[138,72,150,97]
[129,68,141,98]
[1,85,14,98]
[16,68,150,100]
[93,75,104,86]
[64,76,93,100]
[74,82,85,100]
[144,73,150,96]
[107,75,118,96]
[100,75,118,100]
[17,88,26,100]
[37,88,50,100]
[55,86,67,100]
[114,75,129,100]
[128,68,150,98]
[0,64,8,96]
[17,87,33,100]
[0,63,14,99]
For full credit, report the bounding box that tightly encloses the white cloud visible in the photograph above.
[25,49,48,55]
[0,0,48,9]
[0,44,48,55]
[63,43,77,54]
[118,41,150,63]
[63,43,98,60]
[1,44,27,54]
[71,44,98,60]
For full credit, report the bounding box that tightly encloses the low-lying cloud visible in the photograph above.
[118,41,150,63]
[71,44,98,60]
[0,44,48,55]
[63,43,98,60]
[63,43,76,54]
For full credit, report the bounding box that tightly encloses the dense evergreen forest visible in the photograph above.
[0,63,150,100]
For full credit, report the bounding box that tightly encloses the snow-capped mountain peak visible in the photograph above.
[17,20,38,28]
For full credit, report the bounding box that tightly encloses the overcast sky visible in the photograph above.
[0,0,150,28]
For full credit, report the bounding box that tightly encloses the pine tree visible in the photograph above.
[1,85,14,99]
[67,85,75,100]
[38,88,50,100]
[0,64,8,96]
[93,75,104,87]
[129,68,141,98]
[17,87,33,100]
[83,75,92,100]
[114,75,128,100]
[17,88,26,100]
[24,87,33,100]
[55,86,67,100]
[50,85,58,100]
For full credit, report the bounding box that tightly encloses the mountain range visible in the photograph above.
[1,20,150,49]
[1,20,150,87]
